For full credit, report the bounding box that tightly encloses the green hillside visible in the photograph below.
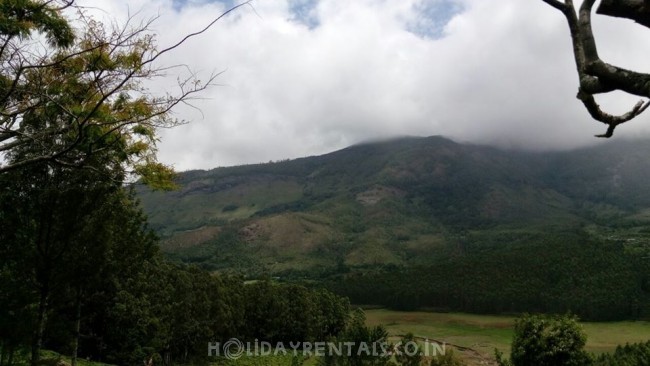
[138,136,650,319]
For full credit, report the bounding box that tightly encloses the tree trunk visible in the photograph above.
[164,350,171,366]
[6,346,14,366]
[71,288,82,366]
[31,283,49,366]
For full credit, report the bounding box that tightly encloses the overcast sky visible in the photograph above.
[78,0,650,170]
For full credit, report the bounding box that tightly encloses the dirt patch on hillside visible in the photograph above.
[160,226,221,251]
[356,185,404,206]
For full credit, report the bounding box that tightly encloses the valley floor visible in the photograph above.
[364,309,650,365]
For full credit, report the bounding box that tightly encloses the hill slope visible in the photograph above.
[138,136,650,318]
[139,136,650,267]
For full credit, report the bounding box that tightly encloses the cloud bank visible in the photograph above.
[79,0,650,170]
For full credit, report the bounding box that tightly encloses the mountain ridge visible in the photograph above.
[139,135,650,268]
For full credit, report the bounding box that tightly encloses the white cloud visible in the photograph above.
[76,0,650,170]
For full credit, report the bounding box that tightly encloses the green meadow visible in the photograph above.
[24,310,650,366]
[206,309,650,365]
[364,309,650,361]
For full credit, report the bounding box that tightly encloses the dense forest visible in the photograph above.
[0,165,351,365]
[324,229,650,320]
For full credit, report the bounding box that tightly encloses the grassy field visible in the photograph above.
[210,309,650,366]
[7,350,115,366]
[211,354,311,365]
[25,310,650,366]
[364,309,650,364]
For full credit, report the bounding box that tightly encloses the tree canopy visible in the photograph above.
[0,2,255,365]
[0,0,251,187]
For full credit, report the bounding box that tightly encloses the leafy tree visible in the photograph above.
[60,188,159,366]
[0,0,74,48]
[206,275,246,343]
[318,309,391,366]
[101,258,172,365]
[0,164,119,365]
[394,333,422,366]
[312,288,350,341]
[0,173,36,364]
[496,314,592,366]
[540,0,650,137]
[594,340,650,366]
[0,1,246,364]
[0,0,250,185]
[0,161,162,366]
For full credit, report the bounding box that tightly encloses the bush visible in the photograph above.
[496,314,592,366]
[430,348,464,366]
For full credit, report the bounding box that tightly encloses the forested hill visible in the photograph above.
[138,136,650,319]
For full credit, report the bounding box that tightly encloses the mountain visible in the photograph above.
[137,136,650,319]
[139,135,650,267]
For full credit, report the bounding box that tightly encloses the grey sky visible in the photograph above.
[81,0,650,170]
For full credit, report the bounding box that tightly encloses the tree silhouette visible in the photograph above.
[541,0,650,137]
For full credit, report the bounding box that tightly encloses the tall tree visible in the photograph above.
[0,2,257,365]
[0,0,248,184]
[0,161,122,365]
[0,2,246,363]
[60,188,159,366]
[0,163,164,366]
[318,309,391,366]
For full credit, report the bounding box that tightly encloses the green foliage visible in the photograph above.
[498,314,592,366]
[318,309,391,366]
[394,333,422,366]
[0,0,74,47]
[88,268,350,365]
[494,349,512,366]
[0,158,160,365]
[2,349,116,366]
[0,199,352,366]
[240,281,349,344]
[593,341,650,366]
[495,313,650,366]
[325,230,650,321]
[0,0,204,188]
[211,354,307,365]
[134,162,179,191]
[429,348,464,366]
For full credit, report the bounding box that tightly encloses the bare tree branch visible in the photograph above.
[578,91,650,137]
[0,1,249,174]
[541,0,650,137]
[597,0,650,28]
[148,0,253,65]
[541,0,571,13]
